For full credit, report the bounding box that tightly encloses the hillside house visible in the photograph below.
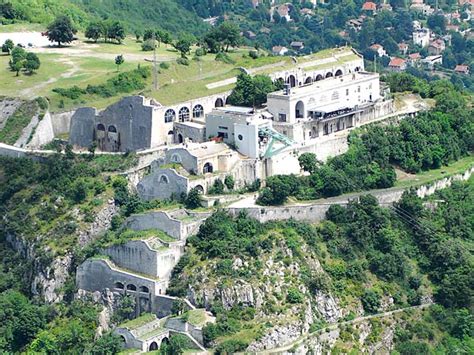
[454,64,470,74]
[370,44,387,57]
[428,39,445,55]
[272,45,289,56]
[388,57,407,72]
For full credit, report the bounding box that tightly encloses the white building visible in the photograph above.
[413,28,431,47]
[206,107,283,159]
[266,72,384,142]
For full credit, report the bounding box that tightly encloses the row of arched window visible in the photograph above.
[164,104,204,123]
[97,124,117,133]
[114,282,149,293]
[278,67,361,88]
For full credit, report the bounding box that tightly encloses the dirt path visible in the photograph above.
[259,303,433,354]
[19,57,80,98]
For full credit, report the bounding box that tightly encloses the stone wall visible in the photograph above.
[102,239,180,279]
[137,168,189,200]
[26,111,55,149]
[50,110,74,136]
[228,166,474,223]
[125,210,210,241]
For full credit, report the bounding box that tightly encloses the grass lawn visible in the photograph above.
[394,154,474,188]
[1,36,359,111]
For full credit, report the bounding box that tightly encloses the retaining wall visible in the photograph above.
[228,166,474,223]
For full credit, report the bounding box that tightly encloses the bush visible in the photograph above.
[195,47,206,56]
[224,175,235,190]
[35,97,49,110]
[249,50,259,59]
[361,289,381,314]
[159,62,170,69]
[215,339,248,354]
[215,52,235,64]
[185,188,202,209]
[176,57,189,66]
[287,287,304,304]
[141,39,156,51]
[208,179,225,195]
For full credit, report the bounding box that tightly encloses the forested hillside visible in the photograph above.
[169,178,474,352]
[0,0,208,34]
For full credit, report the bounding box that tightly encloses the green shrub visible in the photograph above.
[215,52,235,64]
[361,289,381,314]
[159,61,170,69]
[215,339,248,354]
[287,287,304,304]
[176,57,189,66]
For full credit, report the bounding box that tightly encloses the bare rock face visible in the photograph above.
[78,199,119,246]
[314,291,342,323]
[248,323,304,352]
[6,199,118,304]
[32,253,73,303]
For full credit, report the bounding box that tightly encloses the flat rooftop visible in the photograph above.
[171,141,230,159]
[268,71,379,99]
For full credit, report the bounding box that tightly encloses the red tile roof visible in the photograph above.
[408,52,421,60]
[454,64,469,73]
[389,57,406,67]
[362,2,377,11]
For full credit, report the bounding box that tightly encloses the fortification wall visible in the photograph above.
[228,167,474,223]
[125,211,183,240]
[51,110,74,135]
[26,111,55,149]
[103,240,161,278]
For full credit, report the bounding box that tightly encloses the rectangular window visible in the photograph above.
[218,132,228,139]
[278,113,287,122]
[346,89,349,96]
[218,126,228,130]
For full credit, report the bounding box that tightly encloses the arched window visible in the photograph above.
[97,124,105,131]
[194,185,204,194]
[315,74,323,81]
[295,101,305,119]
[335,69,343,77]
[177,134,184,143]
[203,162,213,174]
[192,104,204,118]
[171,153,181,163]
[114,282,124,289]
[287,75,296,88]
[325,72,333,78]
[159,175,169,184]
[305,77,312,84]
[108,125,117,133]
[164,109,175,123]
[139,286,149,293]
[215,98,224,107]
[149,342,158,351]
[355,66,361,72]
[126,284,137,291]
[178,107,190,122]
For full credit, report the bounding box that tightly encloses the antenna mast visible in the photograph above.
[153,32,158,90]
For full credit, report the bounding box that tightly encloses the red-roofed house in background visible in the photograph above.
[389,57,407,72]
[458,0,474,5]
[398,43,409,55]
[454,65,470,75]
[362,1,377,13]
[408,53,422,66]
[370,44,387,57]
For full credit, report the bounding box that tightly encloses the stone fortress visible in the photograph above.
[72,48,402,352]
[68,48,394,202]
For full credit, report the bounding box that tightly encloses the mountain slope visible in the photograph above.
[3,0,209,34]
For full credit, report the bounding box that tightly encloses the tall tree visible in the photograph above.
[47,16,77,47]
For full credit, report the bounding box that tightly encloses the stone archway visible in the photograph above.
[149,342,158,351]
[295,100,305,119]
[203,162,213,174]
[325,72,333,78]
[195,185,204,194]
[315,74,323,81]
[305,77,312,84]
[287,75,297,88]
[177,134,183,144]
[335,69,343,77]
[215,98,224,107]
